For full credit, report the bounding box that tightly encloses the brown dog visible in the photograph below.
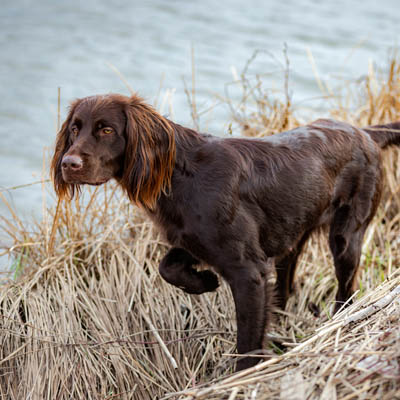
[51,93,400,371]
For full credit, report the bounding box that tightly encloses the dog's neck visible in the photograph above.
[170,121,213,176]
[145,121,213,237]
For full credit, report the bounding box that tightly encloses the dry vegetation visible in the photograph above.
[0,55,399,399]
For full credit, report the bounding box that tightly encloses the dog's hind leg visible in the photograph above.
[159,247,219,294]
[329,207,368,314]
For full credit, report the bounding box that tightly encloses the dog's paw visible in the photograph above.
[179,269,219,294]
[198,269,220,292]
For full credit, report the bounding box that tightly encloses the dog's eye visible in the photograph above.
[102,127,114,135]
[71,125,79,136]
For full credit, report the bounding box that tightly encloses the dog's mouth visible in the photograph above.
[62,173,110,186]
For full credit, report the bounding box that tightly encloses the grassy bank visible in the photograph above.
[1,57,399,399]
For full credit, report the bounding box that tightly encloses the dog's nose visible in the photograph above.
[61,155,83,171]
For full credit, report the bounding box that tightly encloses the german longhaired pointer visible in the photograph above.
[51,93,400,371]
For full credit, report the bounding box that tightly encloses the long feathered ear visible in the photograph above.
[50,100,80,199]
[121,95,176,209]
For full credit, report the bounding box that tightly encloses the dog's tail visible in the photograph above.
[364,122,400,149]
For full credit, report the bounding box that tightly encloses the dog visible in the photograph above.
[51,93,400,371]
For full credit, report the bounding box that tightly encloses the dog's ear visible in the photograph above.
[50,99,81,199]
[121,95,175,209]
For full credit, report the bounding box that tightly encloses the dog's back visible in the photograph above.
[179,119,383,257]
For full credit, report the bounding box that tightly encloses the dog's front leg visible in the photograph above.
[159,247,219,294]
[226,263,271,371]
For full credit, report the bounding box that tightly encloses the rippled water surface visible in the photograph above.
[0,0,399,222]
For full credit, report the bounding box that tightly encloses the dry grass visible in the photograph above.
[1,55,399,399]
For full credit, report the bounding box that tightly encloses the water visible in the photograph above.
[0,0,399,266]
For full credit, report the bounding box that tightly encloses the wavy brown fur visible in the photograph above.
[121,95,175,208]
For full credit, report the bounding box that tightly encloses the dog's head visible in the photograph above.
[51,94,175,209]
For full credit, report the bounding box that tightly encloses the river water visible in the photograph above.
[0,0,399,264]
